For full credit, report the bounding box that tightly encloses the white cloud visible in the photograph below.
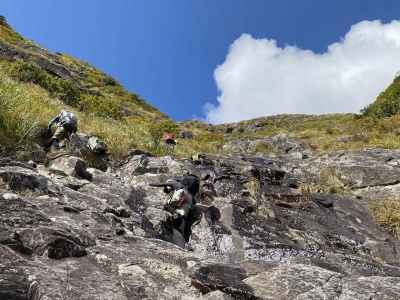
[205,20,400,124]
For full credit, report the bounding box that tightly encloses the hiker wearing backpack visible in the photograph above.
[46,110,78,150]
[164,133,177,146]
[153,174,202,243]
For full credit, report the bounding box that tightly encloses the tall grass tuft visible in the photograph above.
[369,199,400,239]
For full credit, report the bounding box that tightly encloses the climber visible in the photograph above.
[164,132,177,147]
[46,110,78,151]
[152,174,202,243]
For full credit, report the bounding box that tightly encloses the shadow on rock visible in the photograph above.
[15,227,95,259]
[191,264,257,299]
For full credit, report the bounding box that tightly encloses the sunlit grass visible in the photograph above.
[369,199,400,239]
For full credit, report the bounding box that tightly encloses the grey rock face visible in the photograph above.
[223,133,309,159]
[0,166,48,191]
[1,150,400,299]
[181,131,194,139]
[275,148,400,201]
[243,263,343,300]
[48,155,92,180]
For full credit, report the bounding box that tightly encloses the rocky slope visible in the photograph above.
[2,135,400,299]
[2,14,400,300]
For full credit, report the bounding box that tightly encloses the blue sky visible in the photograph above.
[2,1,400,122]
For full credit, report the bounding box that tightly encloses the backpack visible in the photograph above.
[176,174,199,204]
[59,111,78,132]
[87,136,107,154]
[60,111,77,126]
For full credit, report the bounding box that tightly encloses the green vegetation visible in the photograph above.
[299,167,347,195]
[216,113,400,154]
[79,94,122,119]
[3,14,400,161]
[362,76,400,118]
[0,75,53,147]
[149,119,178,151]
[0,57,226,158]
[0,58,223,158]
[369,199,400,239]
[0,16,24,44]
[0,68,146,156]
[9,60,81,106]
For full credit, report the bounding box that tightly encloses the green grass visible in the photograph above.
[0,16,24,44]
[0,63,224,158]
[0,73,147,156]
[362,76,400,118]
[3,15,400,161]
[9,60,82,106]
[299,167,347,195]
[79,94,123,119]
[0,73,61,147]
[214,113,400,155]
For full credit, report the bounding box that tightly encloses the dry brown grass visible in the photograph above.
[215,113,400,155]
[4,15,400,161]
[0,65,224,158]
[369,199,400,239]
[298,167,346,195]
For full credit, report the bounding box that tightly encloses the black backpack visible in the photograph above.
[164,174,200,204]
[174,174,200,204]
[182,174,200,196]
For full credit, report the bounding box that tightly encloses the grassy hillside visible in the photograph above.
[0,16,223,157]
[1,15,400,160]
[213,113,400,154]
[362,75,400,118]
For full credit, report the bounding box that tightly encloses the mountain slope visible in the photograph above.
[3,15,400,160]
[0,16,173,157]
[2,15,400,299]
[1,147,400,299]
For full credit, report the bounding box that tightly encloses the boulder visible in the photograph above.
[15,226,95,259]
[0,166,48,192]
[0,246,37,300]
[48,155,92,180]
[191,264,254,298]
[202,291,233,300]
[181,131,194,139]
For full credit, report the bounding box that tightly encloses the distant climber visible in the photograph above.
[85,136,110,171]
[87,136,108,155]
[152,174,202,244]
[164,133,177,147]
[46,110,78,151]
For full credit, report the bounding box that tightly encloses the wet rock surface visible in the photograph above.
[1,149,400,299]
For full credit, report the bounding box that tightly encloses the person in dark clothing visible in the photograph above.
[154,174,202,243]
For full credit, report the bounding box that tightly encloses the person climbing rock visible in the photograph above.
[164,133,177,147]
[85,136,110,172]
[46,110,78,151]
[152,174,202,243]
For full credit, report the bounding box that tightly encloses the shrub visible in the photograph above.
[0,74,60,147]
[149,120,178,149]
[9,60,81,106]
[362,76,400,118]
[253,142,275,155]
[56,80,81,106]
[79,95,122,119]
[319,167,346,194]
[369,199,400,239]
[0,17,24,44]
[103,76,118,86]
